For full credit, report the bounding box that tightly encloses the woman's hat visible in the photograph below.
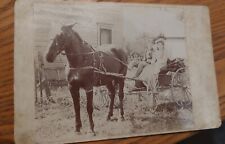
[154,34,166,44]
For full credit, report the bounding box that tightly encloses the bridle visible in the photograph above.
[54,37,67,56]
[56,37,96,56]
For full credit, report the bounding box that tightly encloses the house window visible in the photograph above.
[100,28,112,45]
[97,23,113,46]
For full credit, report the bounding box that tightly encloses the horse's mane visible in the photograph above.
[71,29,83,43]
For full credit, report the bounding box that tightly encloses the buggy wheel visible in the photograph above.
[182,86,192,109]
[94,87,109,108]
[171,68,191,108]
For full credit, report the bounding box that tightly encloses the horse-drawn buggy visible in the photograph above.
[122,57,192,113]
[157,58,192,108]
[44,24,192,134]
[94,57,192,114]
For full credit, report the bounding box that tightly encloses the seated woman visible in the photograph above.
[133,34,167,78]
[132,34,167,91]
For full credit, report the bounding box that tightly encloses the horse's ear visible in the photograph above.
[61,27,70,37]
[61,23,77,35]
[68,23,77,29]
[61,26,67,33]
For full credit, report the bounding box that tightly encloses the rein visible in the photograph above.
[63,50,108,74]
[60,48,128,68]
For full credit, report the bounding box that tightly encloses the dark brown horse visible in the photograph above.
[46,24,127,135]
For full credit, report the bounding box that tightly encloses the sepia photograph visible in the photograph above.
[33,3,194,143]
[10,0,224,143]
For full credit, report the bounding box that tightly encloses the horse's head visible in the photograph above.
[46,33,66,62]
[46,23,77,62]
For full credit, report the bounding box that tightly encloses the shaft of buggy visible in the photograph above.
[94,70,147,82]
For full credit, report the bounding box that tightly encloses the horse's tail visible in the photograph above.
[111,48,128,75]
[111,48,128,64]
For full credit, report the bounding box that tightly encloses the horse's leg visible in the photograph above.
[118,80,125,121]
[69,85,82,132]
[106,82,115,121]
[86,89,95,135]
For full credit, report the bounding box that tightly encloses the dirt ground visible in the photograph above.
[35,78,193,143]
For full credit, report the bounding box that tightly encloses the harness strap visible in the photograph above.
[69,66,99,71]
[60,51,96,56]
[61,50,128,68]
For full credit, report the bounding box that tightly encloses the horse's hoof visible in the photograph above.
[92,131,96,136]
[76,124,82,131]
[107,116,111,121]
[121,117,125,121]
[76,127,82,133]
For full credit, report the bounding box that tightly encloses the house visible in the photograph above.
[34,4,123,82]
[34,4,188,83]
